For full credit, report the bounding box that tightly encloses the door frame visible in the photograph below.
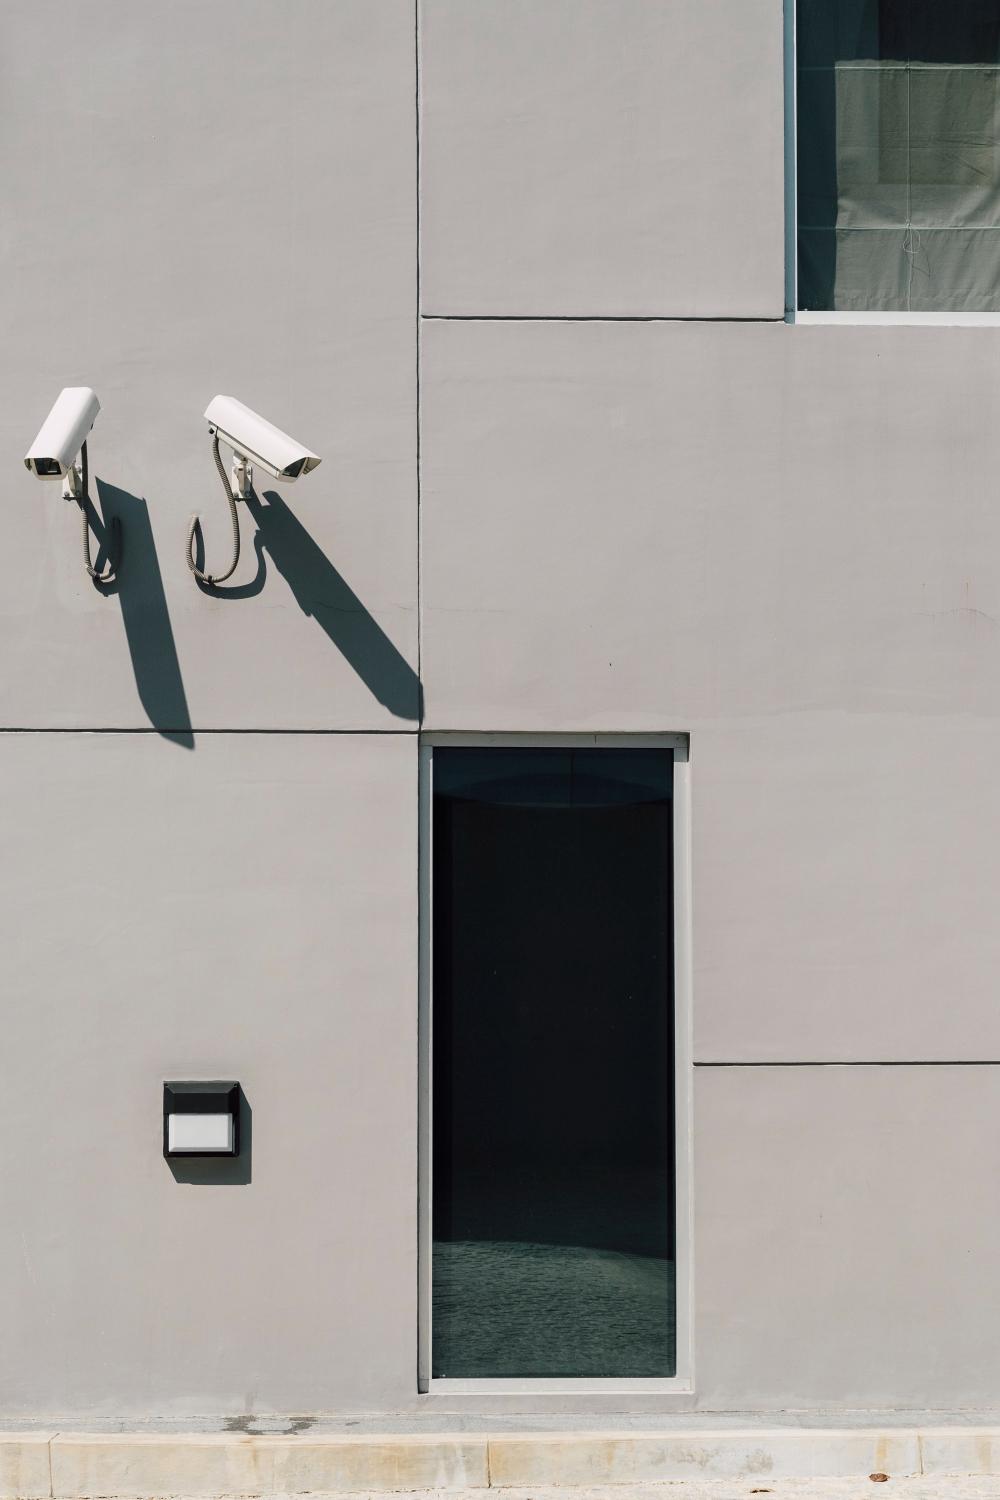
[417,732,694,1396]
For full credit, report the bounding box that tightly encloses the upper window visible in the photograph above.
[796,0,1000,312]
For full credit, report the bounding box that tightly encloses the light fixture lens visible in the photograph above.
[167,1112,234,1153]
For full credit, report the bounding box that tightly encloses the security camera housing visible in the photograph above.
[24,387,101,479]
[204,395,321,482]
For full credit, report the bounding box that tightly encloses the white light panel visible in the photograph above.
[167,1112,234,1153]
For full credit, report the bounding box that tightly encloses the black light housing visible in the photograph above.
[163,1081,241,1159]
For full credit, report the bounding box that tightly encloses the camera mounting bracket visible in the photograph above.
[230,452,252,501]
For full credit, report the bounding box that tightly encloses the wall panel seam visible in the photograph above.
[695,1060,1000,1067]
[0,728,420,737]
[415,0,423,724]
[421,315,787,324]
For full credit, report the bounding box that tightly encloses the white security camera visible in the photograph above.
[23,386,120,583]
[205,395,321,484]
[24,387,100,491]
[188,395,322,586]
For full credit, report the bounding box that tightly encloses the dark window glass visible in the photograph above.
[797,1,1000,311]
[431,747,675,1379]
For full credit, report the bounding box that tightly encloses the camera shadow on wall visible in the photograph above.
[88,481,420,743]
[93,480,194,749]
[193,488,421,723]
[249,490,421,724]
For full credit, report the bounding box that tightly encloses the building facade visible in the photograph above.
[3,0,1000,1421]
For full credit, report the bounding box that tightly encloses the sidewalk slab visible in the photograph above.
[921,1428,1000,1475]
[8,1424,999,1498]
[49,1433,488,1498]
[486,1430,921,1484]
[0,1435,52,1500]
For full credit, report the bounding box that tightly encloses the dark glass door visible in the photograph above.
[431,747,675,1378]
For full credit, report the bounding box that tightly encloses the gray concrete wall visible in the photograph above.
[419,0,785,317]
[0,0,420,1419]
[1,0,995,1418]
[0,734,417,1417]
[1,0,417,733]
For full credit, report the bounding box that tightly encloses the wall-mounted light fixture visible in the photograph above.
[163,1081,241,1158]
[186,395,321,586]
[24,387,121,583]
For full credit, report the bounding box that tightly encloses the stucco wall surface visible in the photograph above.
[696,1065,1000,1409]
[420,321,1000,733]
[2,0,997,1423]
[419,0,785,317]
[0,0,417,734]
[0,732,417,1417]
[0,0,421,1419]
